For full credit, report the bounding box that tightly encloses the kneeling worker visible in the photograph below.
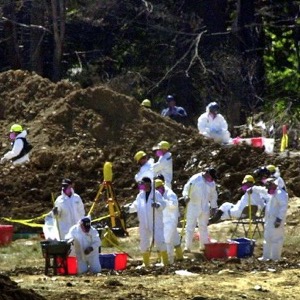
[66,217,101,274]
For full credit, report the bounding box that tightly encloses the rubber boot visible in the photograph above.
[175,245,184,261]
[142,252,150,267]
[160,251,169,266]
[208,210,223,225]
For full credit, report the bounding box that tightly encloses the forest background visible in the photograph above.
[0,0,299,131]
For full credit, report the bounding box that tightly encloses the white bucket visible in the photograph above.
[263,138,275,154]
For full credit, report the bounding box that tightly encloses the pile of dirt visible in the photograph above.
[0,274,45,300]
[0,70,299,230]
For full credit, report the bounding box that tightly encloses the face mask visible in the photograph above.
[63,187,72,195]
[157,187,164,195]
[155,150,164,157]
[261,178,267,184]
[241,183,250,192]
[268,188,276,195]
[9,132,16,140]
[138,183,146,191]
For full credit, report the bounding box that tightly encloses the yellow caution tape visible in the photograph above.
[91,214,111,223]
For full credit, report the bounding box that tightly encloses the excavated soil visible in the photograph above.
[0,70,300,299]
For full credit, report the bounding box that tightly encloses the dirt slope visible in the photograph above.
[0,70,299,230]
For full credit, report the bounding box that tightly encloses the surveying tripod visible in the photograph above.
[88,162,128,237]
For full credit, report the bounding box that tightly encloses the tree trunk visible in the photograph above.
[50,0,66,81]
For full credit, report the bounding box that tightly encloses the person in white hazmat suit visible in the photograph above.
[182,168,218,251]
[266,165,286,190]
[128,177,169,267]
[0,124,32,165]
[152,141,173,188]
[208,175,265,224]
[65,217,101,274]
[258,178,288,261]
[155,178,183,264]
[51,178,85,240]
[197,102,231,144]
[134,150,154,182]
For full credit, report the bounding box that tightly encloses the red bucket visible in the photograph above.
[0,225,14,246]
[114,253,128,270]
[57,256,78,275]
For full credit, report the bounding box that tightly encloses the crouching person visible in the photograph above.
[128,177,168,267]
[66,216,101,274]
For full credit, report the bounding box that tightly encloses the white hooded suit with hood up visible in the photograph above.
[53,189,85,239]
[197,102,230,144]
[263,188,288,260]
[129,189,167,252]
[65,221,101,274]
[182,173,218,250]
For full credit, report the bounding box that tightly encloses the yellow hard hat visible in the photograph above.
[141,99,151,108]
[242,175,255,184]
[10,124,23,132]
[157,140,170,150]
[155,179,164,188]
[134,151,147,162]
[266,165,276,173]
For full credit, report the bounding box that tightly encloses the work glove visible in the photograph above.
[52,207,59,216]
[184,196,190,204]
[151,202,161,209]
[274,218,282,228]
[84,246,93,255]
[122,203,131,214]
[0,157,7,164]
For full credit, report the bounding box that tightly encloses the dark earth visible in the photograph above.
[0,70,299,299]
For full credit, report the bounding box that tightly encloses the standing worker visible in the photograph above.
[155,178,183,263]
[266,165,286,190]
[152,141,173,188]
[197,102,231,144]
[127,177,168,267]
[0,124,32,165]
[134,150,154,182]
[52,178,85,239]
[182,168,218,252]
[65,216,101,274]
[161,95,187,123]
[259,178,288,261]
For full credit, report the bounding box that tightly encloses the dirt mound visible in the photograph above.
[0,70,299,231]
[0,274,45,300]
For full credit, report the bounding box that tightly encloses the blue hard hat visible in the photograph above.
[166,95,174,102]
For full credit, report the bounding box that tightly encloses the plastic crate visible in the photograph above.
[99,253,116,269]
[204,242,237,260]
[230,238,255,258]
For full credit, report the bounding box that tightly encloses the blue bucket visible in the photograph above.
[230,238,255,258]
[99,253,116,269]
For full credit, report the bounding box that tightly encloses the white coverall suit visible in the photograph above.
[197,110,230,144]
[2,130,30,165]
[161,186,181,263]
[53,189,85,239]
[129,189,167,252]
[219,189,265,220]
[152,152,173,188]
[65,223,101,274]
[135,158,154,182]
[263,188,288,260]
[182,173,218,250]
